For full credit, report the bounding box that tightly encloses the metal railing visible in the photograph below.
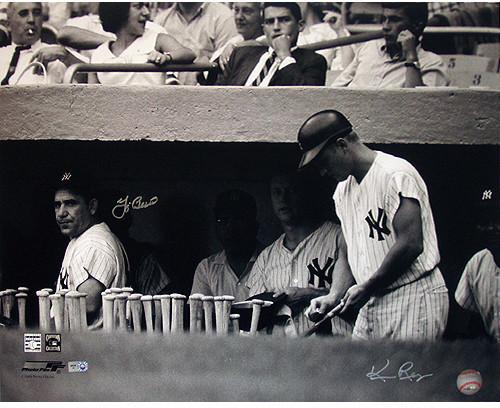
[63,31,385,84]
[347,24,500,35]
[63,62,218,84]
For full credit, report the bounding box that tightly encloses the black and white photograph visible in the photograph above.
[0,1,499,402]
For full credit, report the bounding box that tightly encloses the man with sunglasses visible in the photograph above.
[190,190,263,302]
[219,2,326,86]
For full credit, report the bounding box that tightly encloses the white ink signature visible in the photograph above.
[112,195,159,219]
[366,359,433,383]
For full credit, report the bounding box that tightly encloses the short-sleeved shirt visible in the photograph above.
[154,2,237,84]
[190,246,262,301]
[332,38,449,88]
[55,222,128,329]
[247,221,352,335]
[455,249,500,341]
[0,40,66,85]
[91,22,166,85]
[334,151,441,290]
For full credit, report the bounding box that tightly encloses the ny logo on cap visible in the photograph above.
[482,190,492,200]
[61,172,72,181]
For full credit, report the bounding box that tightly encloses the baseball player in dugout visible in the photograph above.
[190,189,263,302]
[302,110,449,340]
[246,170,354,336]
[52,170,128,330]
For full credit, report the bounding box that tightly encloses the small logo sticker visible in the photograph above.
[457,369,482,395]
[21,361,65,378]
[68,361,88,373]
[24,333,42,352]
[45,334,61,352]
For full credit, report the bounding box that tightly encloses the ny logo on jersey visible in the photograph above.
[307,257,334,288]
[482,189,492,200]
[61,172,72,181]
[365,208,391,241]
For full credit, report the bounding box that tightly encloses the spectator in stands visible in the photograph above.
[218,2,327,86]
[332,2,449,88]
[89,3,196,85]
[213,2,264,75]
[191,190,263,302]
[455,184,500,342]
[246,170,354,336]
[0,2,71,85]
[298,2,354,70]
[57,2,116,63]
[154,2,238,84]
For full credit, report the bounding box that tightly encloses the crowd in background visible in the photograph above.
[0,2,498,86]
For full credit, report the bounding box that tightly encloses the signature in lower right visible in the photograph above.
[366,359,434,383]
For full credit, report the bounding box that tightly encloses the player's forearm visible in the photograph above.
[363,238,423,295]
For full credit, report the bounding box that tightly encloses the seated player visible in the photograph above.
[332,2,449,88]
[89,3,196,85]
[246,170,354,336]
[53,170,128,330]
[217,2,327,86]
[455,185,499,342]
[191,190,263,302]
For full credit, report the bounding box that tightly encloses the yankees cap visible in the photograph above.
[297,110,353,169]
[53,169,98,201]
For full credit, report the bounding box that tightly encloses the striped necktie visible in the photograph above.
[1,44,31,86]
[252,52,276,87]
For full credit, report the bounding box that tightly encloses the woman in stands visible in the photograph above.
[90,2,195,85]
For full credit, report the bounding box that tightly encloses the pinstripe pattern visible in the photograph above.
[352,268,449,340]
[247,221,353,335]
[334,151,448,340]
[133,253,171,295]
[334,151,441,290]
[455,249,500,342]
[55,222,128,330]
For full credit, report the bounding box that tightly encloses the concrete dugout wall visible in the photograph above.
[0,86,499,144]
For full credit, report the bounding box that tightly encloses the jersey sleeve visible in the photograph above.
[455,256,478,313]
[72,244,117,289]
[384,170,428,220]
[190,259,213,296]
[246,252,268,297]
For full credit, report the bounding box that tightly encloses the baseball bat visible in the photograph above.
[115,293,128,332]
[36,289,51,331]
[201,296,214,335]
[229,313,240,335]
[78,292,88,331]
[49,294,64,332]
[222,295,235,335]
[159,294,171,334]
[15,292,28,329]
[141,295,154,334]
[303,301,344,337]
[250,299,265,335]
[171,294,186,334]
[128,294,143,333]
[153,295,162,333]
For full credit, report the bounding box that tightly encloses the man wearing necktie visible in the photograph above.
[218,2,327,86]
[0,2,69,85]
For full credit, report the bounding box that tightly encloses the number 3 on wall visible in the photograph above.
[472,74,482,86]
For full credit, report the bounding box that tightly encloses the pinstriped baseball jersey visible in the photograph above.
[55,222,127,330]
[246,221,353,335]
[334,151,441,290]
[352,268,449,340]
[455,249,500,341]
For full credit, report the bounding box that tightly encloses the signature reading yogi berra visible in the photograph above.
[52,170,128,329]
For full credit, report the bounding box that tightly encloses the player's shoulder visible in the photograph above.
[255,234,285,262]
[466,248,494,269]
[374,151,419,177]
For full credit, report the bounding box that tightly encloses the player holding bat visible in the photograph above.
[300,110,449,340]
